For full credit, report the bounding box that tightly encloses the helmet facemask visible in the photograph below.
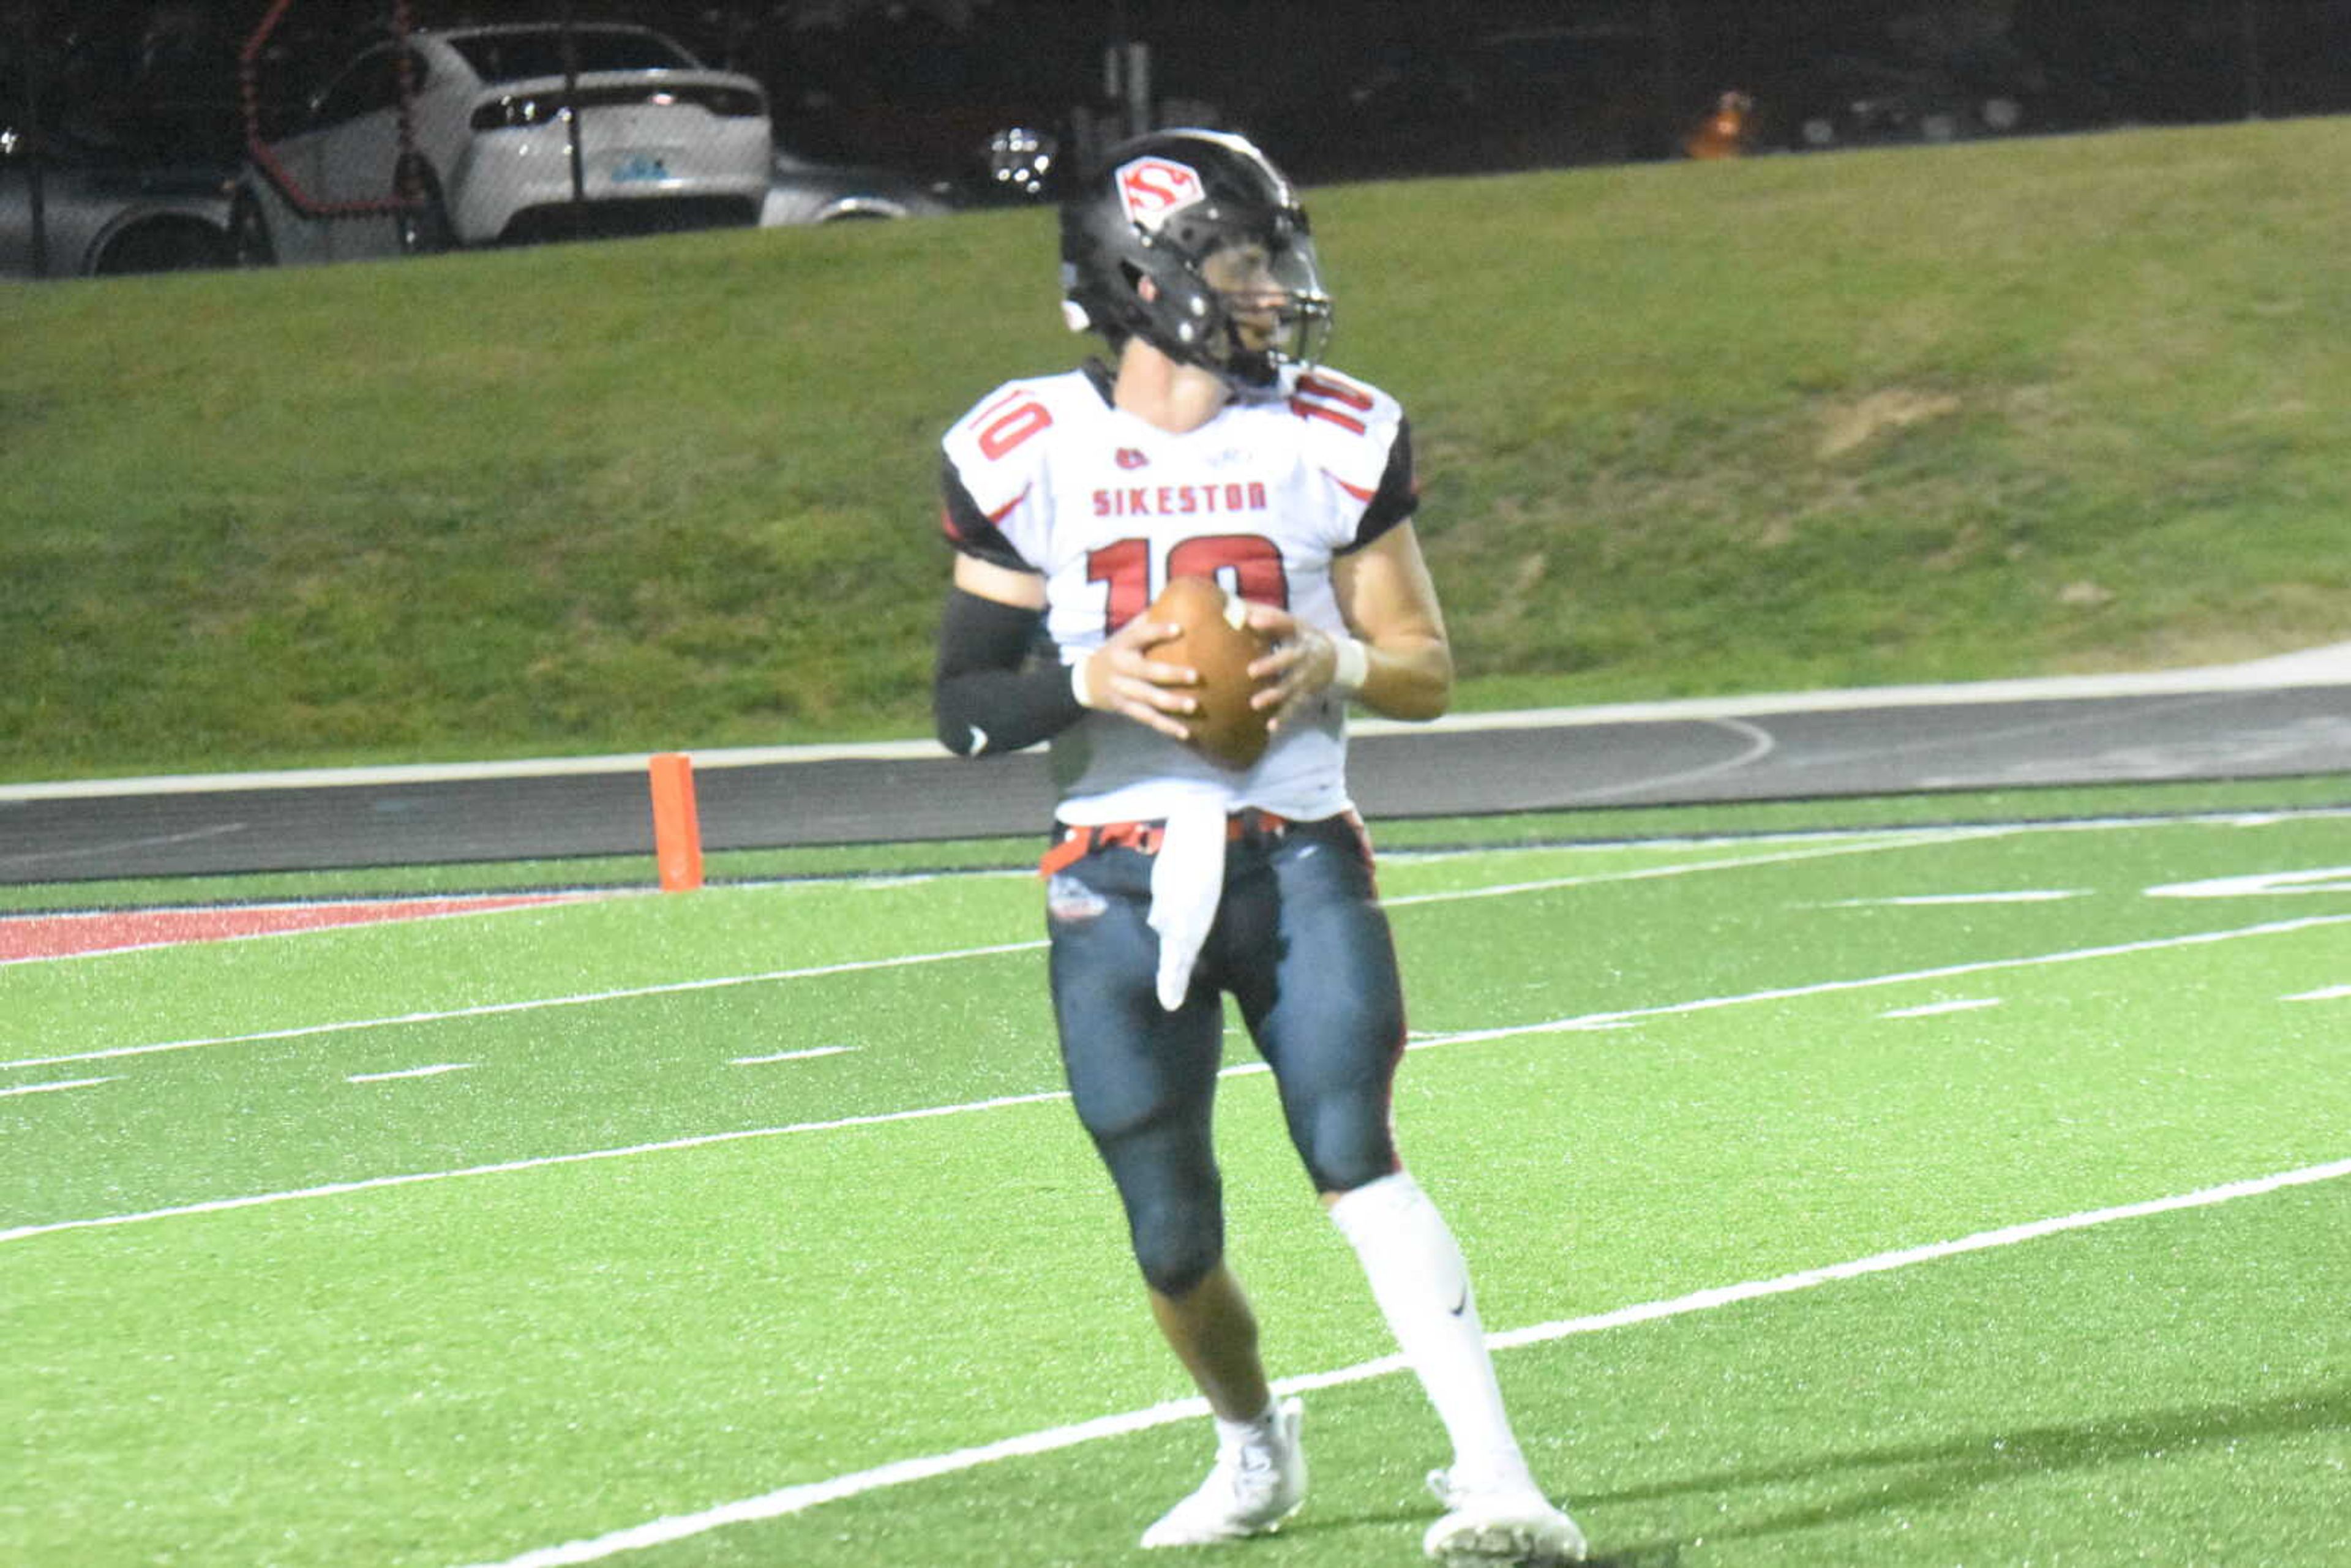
[1183,221,1331,388]
[1062,130,1333,390]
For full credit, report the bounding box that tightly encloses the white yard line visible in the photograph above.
[1881,998,2004,1019]
[450,1153,2351,1568]
[1409,914,2351,1051]
[0,1092,1078,1245]
[7,912,2343,1248]
[348,1064,474,1084]
[1823,891,2085,907]
[7,827,1995,1074]
[1379,826,2015,909]
[0,1076,116,1098]
[2284,985,2351,1002]
[0,941,1049,1073]
[729,1046,857,1066]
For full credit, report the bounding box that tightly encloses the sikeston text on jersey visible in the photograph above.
[1092,481,1272,517]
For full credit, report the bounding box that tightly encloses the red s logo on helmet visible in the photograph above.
[1116,157,1204,231]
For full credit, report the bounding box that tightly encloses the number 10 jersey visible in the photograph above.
[940,359,1419,826]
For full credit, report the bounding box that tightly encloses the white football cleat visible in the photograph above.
[1422,1469,1588,1565]
[1139,1397,1307,1548]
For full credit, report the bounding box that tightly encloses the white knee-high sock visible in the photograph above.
[1327,1171,1534,1491]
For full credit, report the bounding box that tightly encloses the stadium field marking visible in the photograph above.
[730,1046,857,1066]
[348,1064,473,1084]
[5,827,2002,1073]
[7,912,2342,1248]
[1378,825,2015,909]
[2285,985,2351,1002]
[0,1091,1080,1245]
[1881,998,2003,1019]
[1823,890,2085,907]
[1549,715,1774,803]
[0,820,247,868]
[0,890,621,966]
[0,1076,116,1098]
[2147,866,2351,898]
[1410,913,2351,1052]
[0,941,1050,1073]
[450,1153,2351,1568]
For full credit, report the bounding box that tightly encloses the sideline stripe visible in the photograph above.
[0,891,609,966]
[7,912,2341,1248]
[5,826,2000,1073]
[452,1154,2351,1568]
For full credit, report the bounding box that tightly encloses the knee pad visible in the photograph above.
[1127,1190,1223,1297]
[1295,1092,1401,1196]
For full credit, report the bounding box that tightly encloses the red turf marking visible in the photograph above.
[0,894,595,962]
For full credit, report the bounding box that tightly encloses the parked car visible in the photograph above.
[1764,53,2037,152]
[1293,18,1676,179]
[759,140,958,226]
[0,122,233,279]
[232,21,771,265]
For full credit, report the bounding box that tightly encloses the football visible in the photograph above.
[1148,576,1273,770]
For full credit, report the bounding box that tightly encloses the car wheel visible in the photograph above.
[230,189,277,268]
[94,219,233,276]
[396,159,454,255]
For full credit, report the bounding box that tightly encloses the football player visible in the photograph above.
[932,128,1586,1566]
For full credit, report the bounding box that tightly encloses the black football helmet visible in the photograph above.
[1060,128,1331,389]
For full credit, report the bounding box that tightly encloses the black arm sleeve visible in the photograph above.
[932,587,1087,758]
[1341,415,1420,553]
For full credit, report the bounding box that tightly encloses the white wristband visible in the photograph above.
[1070,654,1093,710]
[1329,635,1370,697]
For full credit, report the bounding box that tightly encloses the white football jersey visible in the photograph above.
[941,361,1416,826]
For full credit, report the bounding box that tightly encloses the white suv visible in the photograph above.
[234,23,771,264]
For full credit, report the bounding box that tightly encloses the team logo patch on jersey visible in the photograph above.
[1116,447,1149,469]
[1047,873,1109,923]
[1116,156,1204,232]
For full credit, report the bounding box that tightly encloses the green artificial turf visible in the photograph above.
[6,793,2347,1565]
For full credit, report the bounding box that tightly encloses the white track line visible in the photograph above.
[8,912,2342,1248]
[8,828,1995,1074]
[451,1153,2351,1568]
[1557,715,1777,803]
[0,820,248,868]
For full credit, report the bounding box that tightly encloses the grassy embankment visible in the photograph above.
[4,116,2345,782]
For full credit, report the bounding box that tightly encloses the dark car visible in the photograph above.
[0,120,233,279]
[1762,53,2038,152]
